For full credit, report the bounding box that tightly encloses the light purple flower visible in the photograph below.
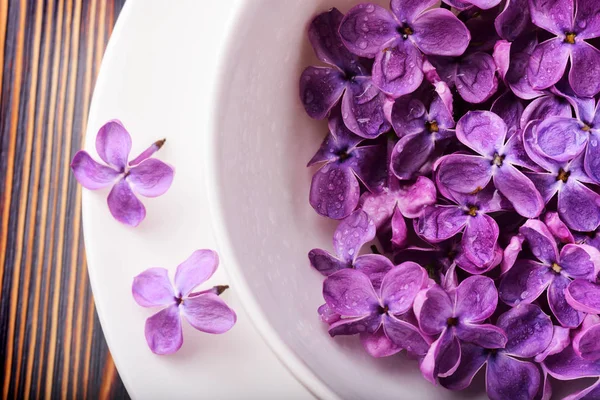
[527,0,600,97]
[71,120,174,227]
[322,264,431,357]
[308,111,387,220]
[415,276,507,383]
[417,185,505,273]
[499,219,600,327]
[440,304,553,400]
[338,1,470,99]
[132,250,237,355]
[436,111,544,218]
[299,8,390,138]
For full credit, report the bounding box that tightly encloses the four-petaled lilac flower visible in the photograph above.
[308,111,387,220]
[132,250,237,355]
[417,185,504,273]
[71,120,174,227]
[323,263,431,357]
[299,8,390,138]
[527,0,600,97]
[339,1,470,99]
[436,111,544,218]
[415,276,507,383]
[499,219,600,327]
[440,304,553,400]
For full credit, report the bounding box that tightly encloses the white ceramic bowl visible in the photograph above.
[206,1,484,399]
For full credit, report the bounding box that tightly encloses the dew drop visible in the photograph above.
[304,90,314,104]
[358,40,368,50]
[365,4,375,12]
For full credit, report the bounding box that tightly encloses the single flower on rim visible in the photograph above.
[132,250,236,355]
[71,120,174,227]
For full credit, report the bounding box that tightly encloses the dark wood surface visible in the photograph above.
[0,0,129,398]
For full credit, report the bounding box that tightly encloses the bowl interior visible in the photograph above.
[212,1,483,398]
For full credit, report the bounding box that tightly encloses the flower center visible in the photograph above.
[377,304,390,315]
[426,120,439,133]
[557,168,570,183]
[583,124,592,132]
[337,149,351,162]
[564,32,577,44]
[492,153,505,167]
[467,205,478,217]
[447,317,458,327]
[174,296,183,306]
[551,263,563,274]
[398,24,414,40]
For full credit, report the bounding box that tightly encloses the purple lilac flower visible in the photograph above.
[131,250,236,355]
[322,263,431,357]
[415,276,507,383]
[440,304,553,400]
[527,0,600,97]
[338,1,470,99]
[299,8,390,138]
[71,120,174,227]
[308,111,387,220]
[436,111,544,218]
[417,185,504,273]
[544,343,600,381]
[573,314,600,361]
[499,219,600,327]
[495,0,532,41]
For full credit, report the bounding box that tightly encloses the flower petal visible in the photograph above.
[566,279,600,314]
[323,269,378,317]
[521,94,572,129]
[574,320,600,361]
[486,354,541,400]
[411,9,470,57]
[299,66,346,120]
[544,344,600,380]
[308,114,363,166]
[354,254,394,291]
[519,219,560,264]
[309,249,346,277]
[534,325,571,362]
[173,249,219,297]
[420,329,460,383]
[502,129,539,170]
[533,117,588,162]
[544,211,575,244]
[495,0,532,41]
[383,314,430,356]
[342,77,391,139]
[414,285,453,335]
[439,342,489,390]
[560,244,599,278]
[380,262,427,314]
[576,0,600,39]
[497,304,553,357]
[390,0,437,22]
[70,151,120,190]
[527,38,570,91]
[390,205,408,250]
[563,378,600,400]
[338,4,398,58]
[462,214,500,268]
[585,131,600,183]
[501,234,524,274]
[569,42,600,97]
[372,41,424,98]
[309,164,360,220]
[499,259,553,305]
[491,92,524,136]
[333,209,376,262]
[318,303,341,324]
[328,314,382,336]
[390,96,427,136]
[493,165,544,218]
[455,275,498,323]
[127,158,174,198]
[107,178,146,227]
[95,120,132,170]
[435,154,493,194]
[558,179,600,232]
[144,305,183,355]
[348,144,388,192]
[529,0,574,35]
[181,293,236,334]
[390,133,435,180]
[456,111,506,157]
[360,328,401,358]
[548,274,584,328]
[456,52,499,104]
[455,323,507,349]
[132,267,175,308]
[416,205,468,243]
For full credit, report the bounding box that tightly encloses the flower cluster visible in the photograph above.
[301,1,600,398]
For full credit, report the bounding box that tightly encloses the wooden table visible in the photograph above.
[0,0,129,398]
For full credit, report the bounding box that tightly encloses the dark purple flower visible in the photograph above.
[132,250,237,355]
[417,185,505,273]
[440,304,553,400]
[436,111,544,218]
[71,120,174,227]
[415,276,507,383]
[499,219,600,327]
[299,8,390,138]
[527,0,600,97]
[322,263,431,357]
[495,0,532,41]
[338,1,470,99]
[308,111,387,220]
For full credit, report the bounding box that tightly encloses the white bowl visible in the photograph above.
[207,1,484,398]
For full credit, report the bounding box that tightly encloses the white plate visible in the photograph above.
[83,0,311,398]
